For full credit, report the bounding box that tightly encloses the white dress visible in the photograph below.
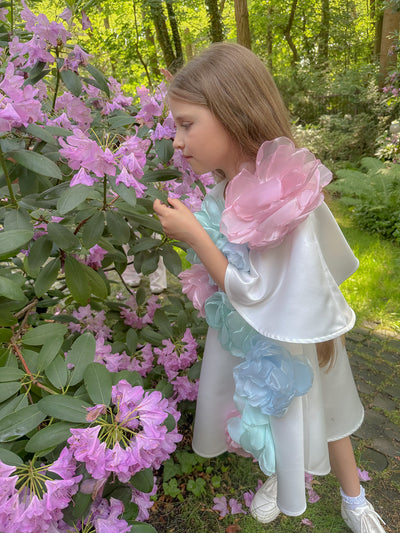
[192,181,364,516]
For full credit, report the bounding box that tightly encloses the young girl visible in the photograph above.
[153,42,386,532]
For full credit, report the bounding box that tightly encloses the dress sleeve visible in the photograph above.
[224,203,358,343]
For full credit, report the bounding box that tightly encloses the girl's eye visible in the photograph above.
[181,122,192,129]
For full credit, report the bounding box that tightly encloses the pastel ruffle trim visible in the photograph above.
[221,137,332,249]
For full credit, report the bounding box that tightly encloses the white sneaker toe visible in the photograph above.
[341,500,386,532]
[250,474,280,524]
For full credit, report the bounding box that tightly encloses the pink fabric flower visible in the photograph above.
[178,263,218,317]
[221,137,332,249]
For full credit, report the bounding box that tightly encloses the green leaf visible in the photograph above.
[27,236,52,272]
[188,360,202,380]
[0,405,46,442]
[4,208,33,231]
[83,264,108,300]
[86,64,110,96]
[47,223,81,251]
[36,336,64,372]
[111,180,137,207]
[60,68,82,97]
[0,381,21,402]
[0,447,23,466]
[64,255,90,305]
[153,308,173,337]
[0,229,33,259]
[108,114,137,128]
[160,247,182,276]
[112,370,142,387]
[131,468,154,493]
[126,328,138,354]
[34,257,61,297]
[106,211,131,244]
[139,327,164,346]
[25,421,73,453]
[7,150,62,180]
[141,168,182,182]
[0,394,28,419]
[57,184,90,215]
[0,275,26,301]
[26,124,60,146]
[22,322,67,346]
[0,368,24,382]
[126,212,163,233]
[131,238,160,253]
[128,522,158,532]
[45,355,68,389]
[68,332,96,386]
[84,362,112,405]
[155,380,174,399]
[0,328,12,343]
[82,211,105,248]
[154,138,174,164]
[37,395,91,423]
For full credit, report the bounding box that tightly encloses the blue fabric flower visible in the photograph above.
[205,292,255,358]
[233,337,313,417]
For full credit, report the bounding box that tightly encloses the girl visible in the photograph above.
[153,43,386,533]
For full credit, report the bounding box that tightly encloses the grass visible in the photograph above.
[328,197,400,333]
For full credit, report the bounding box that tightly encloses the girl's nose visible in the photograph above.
[173,131,183,150]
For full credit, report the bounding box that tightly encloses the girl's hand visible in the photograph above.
[153,197,229,290]
[153,197,204,246]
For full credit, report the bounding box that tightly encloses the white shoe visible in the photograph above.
[341,499,386,532]
[250,475,280,524]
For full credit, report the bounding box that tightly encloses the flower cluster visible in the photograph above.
[154,328,199,402]
[0,448,81,533]
[120,293,161,329]
[68,380,182,483]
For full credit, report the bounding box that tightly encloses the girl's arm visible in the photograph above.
[153,197,228,290]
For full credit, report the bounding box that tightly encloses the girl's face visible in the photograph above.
[169,97,242,180]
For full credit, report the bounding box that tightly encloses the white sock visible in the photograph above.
[340,485,367,509]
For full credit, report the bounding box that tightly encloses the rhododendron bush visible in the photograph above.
[0,3,210,532]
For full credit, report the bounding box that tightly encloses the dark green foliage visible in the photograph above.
[328,157,400,242]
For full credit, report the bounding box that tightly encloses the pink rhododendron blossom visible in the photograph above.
[116,167,147,197]
[0,63,43,132]
[171,375,199,402]
[68,305,112,340]
[70,167,97,187]
[151,121,175,141]
[85,244,108,269]
[121,293,160,329]
[154,330,198,382]
[21,1,70,46]
[81,10,93,30]
[221,137,333,249]
[64,45,91,71]
[302,518,315,527]
[178,263,218,317]
[55,92,92,131]
[213,496,229,517]
[115,135,150,179]
[0,453,81,533]
[243,490,254,508]
[68,381,181,483]
[135,86,163,126]
[305,472,320,503]
[229,498,247,515]
[0,8,8,21]
[59,128,116,176]
[357,468,371,481]
[131,479,157,521]
[89,497,131,533]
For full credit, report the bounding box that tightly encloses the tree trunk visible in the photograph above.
[165,0,184,69]
[234,0,251,49]
[317,0,329,69]
[147,0,177,71]
[284,0,299,65]
[205,0,224,42]
[379,5,400,85]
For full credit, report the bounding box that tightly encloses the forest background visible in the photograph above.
[0,0,399,532]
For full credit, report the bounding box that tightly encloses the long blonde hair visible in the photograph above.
[169,42,336,368]
[168,42,294,164]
